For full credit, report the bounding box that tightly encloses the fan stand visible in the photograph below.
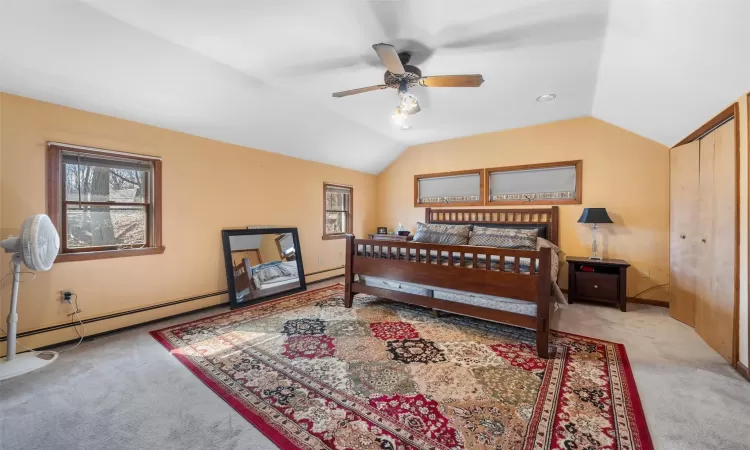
[0,253,58,381]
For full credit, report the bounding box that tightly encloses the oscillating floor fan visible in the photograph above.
[0,214,60,381]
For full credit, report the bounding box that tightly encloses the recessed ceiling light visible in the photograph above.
[536,94,556,102]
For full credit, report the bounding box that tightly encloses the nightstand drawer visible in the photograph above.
[575,272,618,300]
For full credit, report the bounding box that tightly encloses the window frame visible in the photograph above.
[322,183,353,240]
[47,143,164,262]
[413,169,485,207]
[485,160,583,206]
[275,233,296,260]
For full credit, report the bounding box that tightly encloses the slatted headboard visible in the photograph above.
[424,206,559,246]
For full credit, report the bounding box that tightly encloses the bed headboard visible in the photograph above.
[424,206,559,246]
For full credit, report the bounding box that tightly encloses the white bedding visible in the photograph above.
[237,277,300,301]
[252,261,299,289]
[358,275,564,317]
[256,277,300,290]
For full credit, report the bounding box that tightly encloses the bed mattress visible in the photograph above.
[257,277,300,290]
[236,278,300,301]
[358,275,540,317]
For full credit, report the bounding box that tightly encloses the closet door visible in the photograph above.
[695,119,736,363]
[669,141,700,326]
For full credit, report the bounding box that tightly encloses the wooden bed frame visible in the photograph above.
[344,206,559,358]
[233,258,257,301]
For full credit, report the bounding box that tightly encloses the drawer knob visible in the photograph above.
[594,284,599,289]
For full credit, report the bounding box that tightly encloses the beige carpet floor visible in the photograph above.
[2,281,749,449]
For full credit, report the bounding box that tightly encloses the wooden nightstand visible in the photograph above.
[567,257,630,311]
[367,234,413,242]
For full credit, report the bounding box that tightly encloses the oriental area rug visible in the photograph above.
[151,284,652,450]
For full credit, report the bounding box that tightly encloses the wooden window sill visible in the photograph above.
[322,234,348,240]
[56,246,165,262]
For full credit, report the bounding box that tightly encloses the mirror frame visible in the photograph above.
[222,227,306,309]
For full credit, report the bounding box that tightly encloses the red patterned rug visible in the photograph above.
[151,284,652,450]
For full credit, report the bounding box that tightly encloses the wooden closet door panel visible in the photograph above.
[695,132,715,338]
[669,141,700,326]
[695,119,736,363]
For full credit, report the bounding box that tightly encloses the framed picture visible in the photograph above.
[377,227,387,234]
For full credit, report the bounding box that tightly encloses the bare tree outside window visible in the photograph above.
[48,144,163,261]
[64,157,150,250]
[323,184,353,239]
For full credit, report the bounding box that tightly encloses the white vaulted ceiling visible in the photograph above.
[1,0,748,173]
[594,0,750,145]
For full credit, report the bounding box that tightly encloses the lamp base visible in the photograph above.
[588,255,603,261]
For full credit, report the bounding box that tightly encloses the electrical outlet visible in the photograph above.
[317,255,324,265]
[61,290,74,304]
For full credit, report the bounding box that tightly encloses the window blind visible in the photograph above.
[326,186,351,195]
[489,165,576,202]
[62,152,152,171]
[279,233,295,254]
[418,173,481,204]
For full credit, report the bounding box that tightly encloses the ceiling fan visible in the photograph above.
[332,43,484,129]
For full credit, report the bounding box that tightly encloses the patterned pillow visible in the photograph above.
[468,226,538,250]
[412,223,470,245]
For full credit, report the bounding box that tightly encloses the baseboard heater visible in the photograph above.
[0,270,344,344]
[0,291,228,343]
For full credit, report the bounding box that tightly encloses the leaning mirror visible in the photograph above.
[222,227,306,309]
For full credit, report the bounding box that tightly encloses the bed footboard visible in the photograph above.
[344,235,552,358]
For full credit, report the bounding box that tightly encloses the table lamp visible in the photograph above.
[577,208,613,260]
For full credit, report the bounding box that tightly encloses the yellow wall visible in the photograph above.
[259,234,281,262]
[0,93,376,353]
[376,117,670,300]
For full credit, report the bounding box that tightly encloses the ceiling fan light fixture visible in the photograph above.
[392,106,408,127]
[536,94,557,103]
[332,42,485,129]
[400,91,419,112]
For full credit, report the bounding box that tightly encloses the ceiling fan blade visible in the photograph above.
[332,85,389,98]
[372,43,405,75]
[419,75,485,88]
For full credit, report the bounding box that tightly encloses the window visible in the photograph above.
[414,169,484,207]
[323,183,353,239]
[47,143,164,262]
[275,233,296,260]
[486,160,582,205]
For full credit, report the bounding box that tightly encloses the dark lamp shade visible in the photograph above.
[578,208,613,224]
